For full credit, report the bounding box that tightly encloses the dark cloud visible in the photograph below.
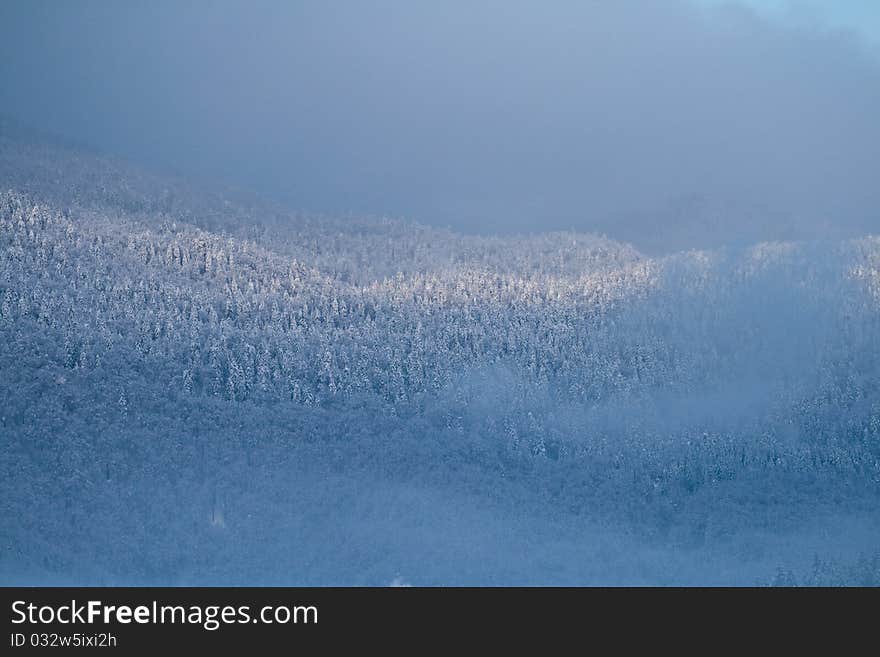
[1,0,877,248]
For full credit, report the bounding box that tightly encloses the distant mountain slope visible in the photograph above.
[597,194,880,256]
[1,132,879,585]
[0,122,642,282]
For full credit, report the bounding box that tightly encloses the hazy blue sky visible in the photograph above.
[692,0,880,48]
[0,1,878,239]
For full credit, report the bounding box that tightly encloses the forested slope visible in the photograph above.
[1,129,879,584]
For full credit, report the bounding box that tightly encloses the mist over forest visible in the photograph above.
[1,1,879,585]
[2,1,879,246]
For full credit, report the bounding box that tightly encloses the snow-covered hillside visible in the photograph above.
[1,129,879,585]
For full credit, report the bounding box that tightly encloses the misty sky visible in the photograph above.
[695,0,880,47]
[0,0,878,241]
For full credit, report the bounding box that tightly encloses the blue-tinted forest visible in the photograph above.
[1,127,878,584]
[1,1,879,585]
